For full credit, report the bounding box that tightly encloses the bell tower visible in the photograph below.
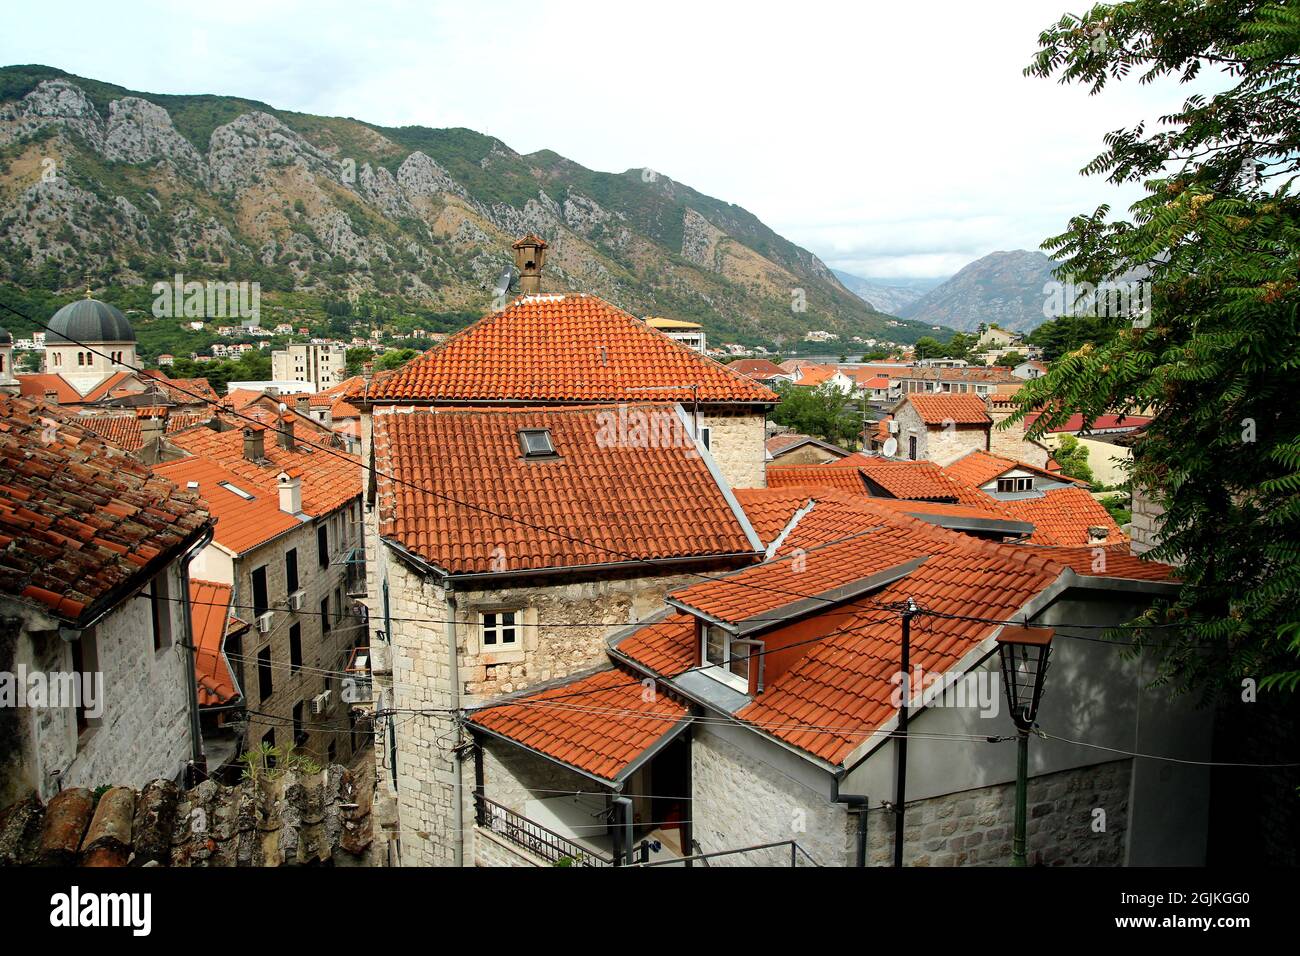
[512,234,548,294]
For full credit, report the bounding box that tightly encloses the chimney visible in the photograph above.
[277,470,302,515]
[1087,526,1110,545]
[278,412,295,452]
[140,415,165,448]
[243,426,265,462]
[512,234,548,294]
[44,388,59,403]
[295,395,310,416]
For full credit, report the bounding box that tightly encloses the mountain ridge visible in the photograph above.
[897,249,1060,333]
[0,64,946,351]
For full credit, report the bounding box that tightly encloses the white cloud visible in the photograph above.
[0,0,1225,279]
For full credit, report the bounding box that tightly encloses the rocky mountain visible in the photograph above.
[0,65,943,349]
[898,250,1060,333]
[831,269,942,315]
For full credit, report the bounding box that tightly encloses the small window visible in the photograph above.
[286,548,299,594]
[1017,477,1034,492]
[318,524,329,568]
[252,566,269,616]
[321,598,331,633]
[481,610,519,648]
[997,477,1016,493]
[258,646,273,701]
[149,573,171,651]
[697,425,712,450]
[702,625,750,693]
[518,429,556,458]
[290,623,302,671]
[219,481,255,500]
[908,435,918,461]
[293,701,307,745]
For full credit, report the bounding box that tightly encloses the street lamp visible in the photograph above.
[995,624,1054,867]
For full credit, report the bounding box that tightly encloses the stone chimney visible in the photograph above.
[512,234,548,294]
[295,395,311,416]
[278,412,295,452]
[277,470,302,515]
[44,388,59,403]
[1087,525,1110,545]
[243,426,265,462]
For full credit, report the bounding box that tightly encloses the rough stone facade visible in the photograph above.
[864,758,1132,866]
[1129,485,1170,560]
[988,405,1051,467]
[893,402,989,466]
[701,407,766,489]
[214,503,366,768]
[0,560,194,806]
[691,728,852,866]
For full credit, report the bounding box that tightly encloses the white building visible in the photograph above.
[272,342,349,391]
[40,297,139,396]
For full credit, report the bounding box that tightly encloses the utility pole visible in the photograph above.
[894,598,919,867]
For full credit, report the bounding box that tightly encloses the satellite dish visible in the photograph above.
[882,437,898,458]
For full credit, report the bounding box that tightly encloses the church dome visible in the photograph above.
[47,298,136,345]
[0,325,11,345]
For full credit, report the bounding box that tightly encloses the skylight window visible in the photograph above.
[218,480,256,500]
[518,429,556,459]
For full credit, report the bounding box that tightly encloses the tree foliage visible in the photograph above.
[770,381,862,448]
[1009,1,1300,695]
[1053,434,1095,484]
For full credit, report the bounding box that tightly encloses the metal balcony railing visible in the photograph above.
[473,793,615,867]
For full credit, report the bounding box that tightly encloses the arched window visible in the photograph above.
[77,352,86,366]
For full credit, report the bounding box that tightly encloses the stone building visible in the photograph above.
[890,393,994,466]
[158,417,368,773]
[363,402,762,865]
[0,396,212,807]
[39,296,138,395]
[464,488,1210,867]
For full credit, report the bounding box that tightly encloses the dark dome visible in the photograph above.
[47,298,136,345]
[0,325,10,345]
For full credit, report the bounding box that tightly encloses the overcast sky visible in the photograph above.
[2,1,1214,280]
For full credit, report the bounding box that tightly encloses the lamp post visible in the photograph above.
[995,624,1054,867]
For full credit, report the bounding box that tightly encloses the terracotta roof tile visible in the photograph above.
[78,411,209,452]
[767,464,869,495]
[998,487,1125,546]
[190,580,240,706]
[0,395,210,623]
[359,294,777,405]
[904,393,991,426]
[1026,544,1176,582]
[167,425,359,518]
[469,666,687,781]
[16,374,84,404]
[373,404,758,575]
[942,449,1084,489]
[153,457,300,554]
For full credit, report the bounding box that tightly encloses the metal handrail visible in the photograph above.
[473,793,615,867]
[629,839,821,867]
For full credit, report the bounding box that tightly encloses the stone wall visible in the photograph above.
[1129,485,1170,560]
[231,507,364,768]
[0,560,192,805]
[691,728,852,867]
[703,408,766,489]
[988,407,1051,467]
[473,826,545,867]
[864,758,1132,866]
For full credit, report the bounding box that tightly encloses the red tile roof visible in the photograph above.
[78,410,210,452]
[0,395,210,623]
[310,375,365,408]
[190,579,240,706]
[1023,412,1152,434]
[16,373,84,405]
[167,424,359,518]
[904,393,991,426]
[359,294,777,405]
[1028,544,1176,582]
[767,464,868,495]
[795,365,839,387]
[469,666,688,782]
[139,372,219,405]
[619,519,1067,766]
[728,359,788,379]
[153,457,300,555]
[998,487,1125,546]
[81,371,138,403]
[373,405,759,575]
[855,456,966,501]
[942,449,1085,489]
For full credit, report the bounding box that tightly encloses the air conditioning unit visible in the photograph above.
[887,421,900,434]
[256,611,274,634]
[287,590,305,612]
[311,690,332,715]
